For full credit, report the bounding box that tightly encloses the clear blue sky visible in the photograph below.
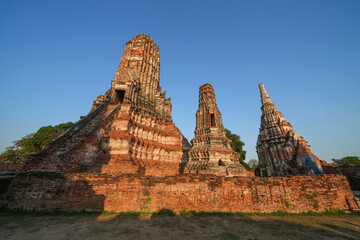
[1,0,359,162]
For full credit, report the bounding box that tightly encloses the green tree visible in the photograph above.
[0,122,74,163]
[224,128,251,171]
[247,159,259,171]
[331,156,360,166]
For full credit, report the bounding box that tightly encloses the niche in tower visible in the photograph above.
[210,113,216,127]
[115,90,126,104]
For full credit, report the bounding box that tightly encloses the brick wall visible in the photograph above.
[0,163,21,171]
[321,163,360,190]
[2,173,357,212]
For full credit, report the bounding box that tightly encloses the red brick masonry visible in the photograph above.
[321,161,360,190]
[3,173,357,213]
[0,163,21,171]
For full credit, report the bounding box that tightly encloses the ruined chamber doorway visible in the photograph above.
[115,90,126,104]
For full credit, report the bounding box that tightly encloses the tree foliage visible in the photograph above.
[0,122,74,163]
[224,128,251,171]
[331,156,360,166]
[247,159,259,171]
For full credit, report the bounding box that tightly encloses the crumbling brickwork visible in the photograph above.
[185,84,248,176]
[0,163,20,172]
[256,84,323,177]
[110,34,172,122]
[2,173,357,213]
[321,161,360,191]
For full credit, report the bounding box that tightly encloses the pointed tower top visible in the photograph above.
[114,33,160,83]
[127,34,157,46]
[259,83,273,105]
[200,83,215,93]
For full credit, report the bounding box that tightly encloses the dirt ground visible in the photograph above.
[0,213,359,240]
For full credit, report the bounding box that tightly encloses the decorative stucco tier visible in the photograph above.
[256,83,323,177]
[185,83,251,176]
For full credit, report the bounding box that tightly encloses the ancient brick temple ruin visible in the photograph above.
[255,83,323,177]
[19,34,191,177]
[185,83,249,176]
[0,34,358,213]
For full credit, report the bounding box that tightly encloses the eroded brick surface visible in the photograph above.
[0,163,20,171]
[2,173,357,212]
[321,161,360,190]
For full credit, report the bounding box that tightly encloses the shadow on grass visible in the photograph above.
[1,209,359,240]
[345,221,360,228]
[321,224,360,239]
[0,209,360,240]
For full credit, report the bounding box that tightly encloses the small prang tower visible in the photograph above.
[185,83,247,176]
[256,83,323,177]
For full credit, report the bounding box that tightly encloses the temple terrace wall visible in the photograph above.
[2,173,357,213]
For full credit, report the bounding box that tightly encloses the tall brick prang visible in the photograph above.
[256,83,323,177]
[185,84,249,176]
[20,34,191,176]
[110,34,172,122]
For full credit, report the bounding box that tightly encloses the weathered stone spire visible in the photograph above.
[185,83,249,176]
[256,83,323,177]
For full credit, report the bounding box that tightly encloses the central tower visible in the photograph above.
[92,34,172,122]
[96,34,190,175]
